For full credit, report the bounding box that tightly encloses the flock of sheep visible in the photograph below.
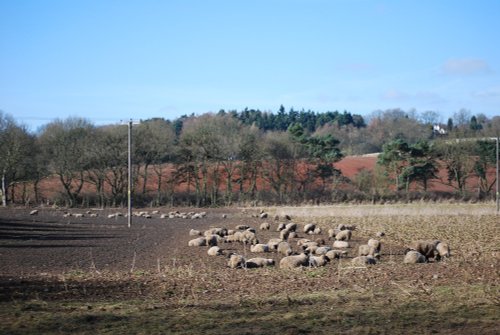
[188,212,451,270]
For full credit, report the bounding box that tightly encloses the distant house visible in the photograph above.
[433,124,447,135]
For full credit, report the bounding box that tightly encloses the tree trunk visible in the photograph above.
[1,174,6,207]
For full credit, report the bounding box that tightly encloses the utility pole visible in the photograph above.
[496,136,499,213]
[125,119,140,228]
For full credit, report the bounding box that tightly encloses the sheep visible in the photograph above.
[240,230,259,245]
[288,231,298,239]
[189,229,202,236]
[250,244,270,253]
[267,238,282,251]
[351,256,377,266]
[63,213,72,218]
[409,240,441,261]
[309,227,322,235]
[245,257,275,268]
[204,227,227,237]
[188,237,207,247]
[225,234,239,243]
[227,254,246,269]
[335,230,352,241]
[358,244,380,258]
[280,253,309,269]
[277,241,293,256]
[309,255,330,267]
[205,234,221,247]
[235,224,250,230]
[436,242,450,260]
[403,250,427,264]
[303,223,316,234]
[260,212,268,219]
[89,213,98,218]
[332,241,350,248]
[367,239,381,253]
[305,245,319,254]
[327,228,336,239]
[260,222,271,230]
[338,224,356,231]
[376,231,385,237]
[280,229,290,241]
[207,246,223,256]
[325,249,348,260]
[29,209,39,216]
[296,238,311,247]
[276,223,286,231]
[285,222,297,232]
[314,246,332,255]
[300,241,319,250]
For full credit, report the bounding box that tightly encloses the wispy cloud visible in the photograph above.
[440,58,492,76]
[472,86,500,98]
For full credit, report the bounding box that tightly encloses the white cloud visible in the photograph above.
[441,58,492,76]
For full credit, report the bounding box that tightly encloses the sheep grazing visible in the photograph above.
[325,249,348,260]
[240,230,259,245]
[327,229,336,239]
[358,244,380,258]
[335,230,352,241]
[260,212,268,219]
[29,209,39,216]
[409,240,441,261]
[205,234,221,247]
[314,246,332,255]
[351,256,377,266]
[338,223,356,231]
[300,241,318,250]
[246,257,275,268]
[403,250,427,264]
[189,229,201,236]
[250,244,270,253]
[436,242,451,260]
[227,254,246,269]
[204,227,228,237]
[296,238,311,247]
[280,229,290,241]
[207,246,223,256]
[332,241,350,249]
[277,241,293,256]
[188,237,207,247]
[303,223,316,234]
[309,255,330,267]
[260,222,271,230]
[276,223,286,231]
[266,238,282,251]
[310,227,322,235]
[367,239,381,253]
[279,253,309,269]
[376,231,385,237]
[285,222,297,232]
[89,213,98,218]
[63,213,72,218]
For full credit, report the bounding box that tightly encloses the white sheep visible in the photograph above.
[351,256,377,266]
[280,229,290,241]
[303,223,316,234]
[235,224,250,230]
[296,238,312,247]
[260,222,271,230]
[189,229,201,236]
[279,253,309,269]
[285,222,297,232]
[277,241,293,256]
[325,249,348,260]
[367,239,381,253]
[250,244,270,253]
[309,255,330,267]
[409,240,442,261]
[403,250,427,264]
[245,257,275,268]
[314,246,332,255]
[335,230,352,241]
[267,238,283,251]
[327,228,336,239]
[332,241,350,248]
[29,209,39,215]
[358,244,380,258]
[207,246,223,256]
[276,223,286,231]
[188,237,206,247]
[436,242,451,260]
[227,254,246,269]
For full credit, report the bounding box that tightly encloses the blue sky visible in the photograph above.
[1,0,499,132]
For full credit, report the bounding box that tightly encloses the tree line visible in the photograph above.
[0,107,498,207]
